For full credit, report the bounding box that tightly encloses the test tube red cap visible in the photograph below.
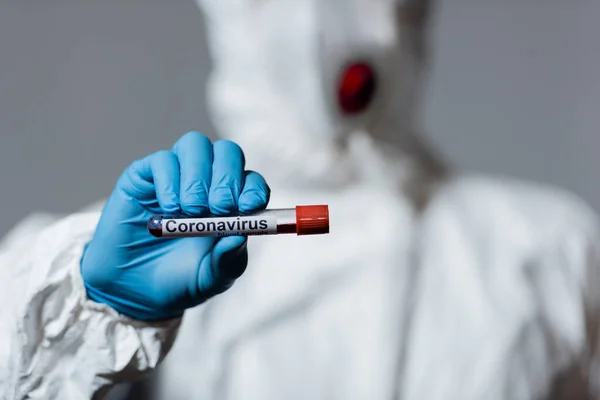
[296,205,330,235]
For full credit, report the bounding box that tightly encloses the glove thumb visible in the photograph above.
[196,235,248,301]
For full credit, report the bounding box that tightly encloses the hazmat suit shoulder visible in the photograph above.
[440,173,600,266]
[406,173,600,398]
[436,173,599,249]
[0,203,180,399]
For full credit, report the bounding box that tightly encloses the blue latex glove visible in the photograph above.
[80,132,270,321]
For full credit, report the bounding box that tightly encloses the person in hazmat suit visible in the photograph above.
[1,0,600,399]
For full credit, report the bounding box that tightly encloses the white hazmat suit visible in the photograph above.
[1,0,600,399]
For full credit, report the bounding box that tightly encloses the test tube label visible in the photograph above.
[160,215,278,238]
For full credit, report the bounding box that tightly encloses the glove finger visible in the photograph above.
[208,140,246,215]
[238,171,270,213]
[197,235,248,298]
[121,150,180,213]
[172,131,213,216]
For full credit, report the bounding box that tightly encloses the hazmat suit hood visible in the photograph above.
[197,0,446,202]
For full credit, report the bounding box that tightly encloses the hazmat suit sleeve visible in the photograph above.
[576,215,600,397]
[532,198,600,398]
[0,211,181,399]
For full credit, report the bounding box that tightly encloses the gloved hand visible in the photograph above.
[80,132,270,321]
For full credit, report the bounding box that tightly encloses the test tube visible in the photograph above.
[148,205,329,238]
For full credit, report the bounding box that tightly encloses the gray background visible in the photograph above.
[0,0,598,232]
